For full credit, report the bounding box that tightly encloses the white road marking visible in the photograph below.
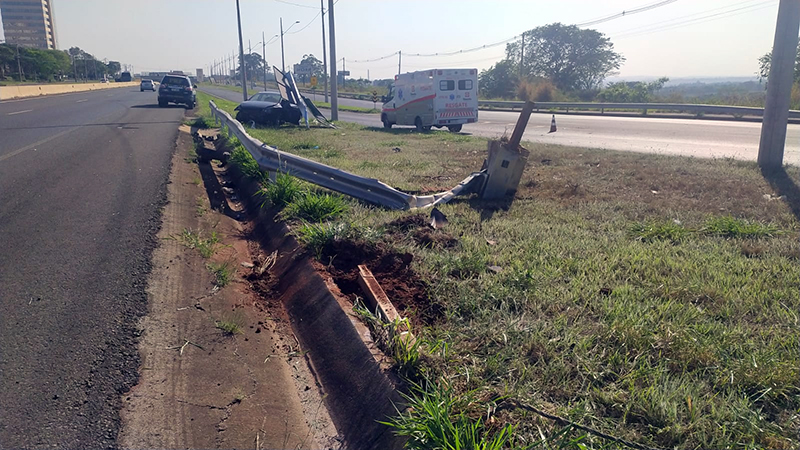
[76,99,88,103]
[7,109,33,115]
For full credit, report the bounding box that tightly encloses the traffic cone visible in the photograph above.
[549,114,557,133]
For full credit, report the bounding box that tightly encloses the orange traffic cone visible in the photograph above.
[549,115,557,133]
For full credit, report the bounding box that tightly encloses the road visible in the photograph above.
[0,87,183,447]
[201,85,800,165]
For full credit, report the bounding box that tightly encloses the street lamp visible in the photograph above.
[280,18,300,74]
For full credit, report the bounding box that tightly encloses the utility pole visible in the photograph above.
[236,0,248,100]
[398,50,401,75]
[16,44,23,81]
[758,0,800,170]
[321,0,328,103]
[280,18,285,73]
[328,0,338,120]
[263,31,268,90]
[520,32,525,77]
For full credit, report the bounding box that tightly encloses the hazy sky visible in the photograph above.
[0,0,782,81]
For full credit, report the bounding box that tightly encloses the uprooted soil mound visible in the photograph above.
[315,239,444,326]
[385,214,459,250]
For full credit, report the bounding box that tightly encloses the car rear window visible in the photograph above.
[162,76,189,86]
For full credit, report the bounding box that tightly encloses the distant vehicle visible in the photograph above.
[158,74,196,108]
[140,79,155,91]
[234,91,302,126]
[381,68,478,132]
[116,71,133,82]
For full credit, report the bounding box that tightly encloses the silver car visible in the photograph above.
[140,79,155,92]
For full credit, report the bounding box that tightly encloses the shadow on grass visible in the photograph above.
[762,166,800,221]
[363,126,474,137]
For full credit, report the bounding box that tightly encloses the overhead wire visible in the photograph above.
[612,0,777,39]
[287,0,338,35]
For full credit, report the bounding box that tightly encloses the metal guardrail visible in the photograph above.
[209,100,483,210]
[477,100,800,119]
[296,90,794,120]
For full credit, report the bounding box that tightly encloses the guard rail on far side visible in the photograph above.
[209,100,483,210]
[477,100,800,119]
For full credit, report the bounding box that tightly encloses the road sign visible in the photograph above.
[372,91,378,103]
[338,70,350,76]
[310,76,318,87]
[294,64,314,75]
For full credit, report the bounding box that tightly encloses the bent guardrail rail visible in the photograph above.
[209,100,484,210]
[477,100,800,119]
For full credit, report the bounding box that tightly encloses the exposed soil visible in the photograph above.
[385,214,460,249]
[314,239,444,326]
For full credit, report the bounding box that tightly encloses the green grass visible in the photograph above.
[177,228,220,258]
[312,101,377,113]
[208,261,234,287]
[260,172,303,209]
[194,91,800,449]
[701,216,781,238]
[215,312,245,335]
[281,191,348,222]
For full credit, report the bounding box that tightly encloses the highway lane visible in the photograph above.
[201,86,800,165]
[0,88,184,448]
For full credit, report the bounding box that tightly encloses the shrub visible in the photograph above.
[261,172,302,209]
[282,192,348,222]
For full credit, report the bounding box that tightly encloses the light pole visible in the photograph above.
[280,18,300,74]
[320,0,328,102]
[236,0,248,101]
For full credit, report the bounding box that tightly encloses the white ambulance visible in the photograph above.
[381,68,478,132]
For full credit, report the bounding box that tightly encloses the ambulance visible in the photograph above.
[381,68,478,132]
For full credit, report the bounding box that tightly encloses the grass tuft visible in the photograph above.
[282,191,348,222]
[630,220,690,242]
[229,144,262,180]
[701,216,780,238]
[294,221,351,258]
[177,228,220,258]
[208,261,234,287]
[261,172,302,209]
[215,312,244,335]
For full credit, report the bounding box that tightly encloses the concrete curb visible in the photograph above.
[225,162,405,450]
[0,81,139,100]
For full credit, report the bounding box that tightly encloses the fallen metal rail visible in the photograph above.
[209,100,483,210]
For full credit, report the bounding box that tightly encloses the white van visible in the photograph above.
[381,68,478,132]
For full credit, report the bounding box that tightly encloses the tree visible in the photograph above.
[294,54,325,84]
[479,59,518,99]
[507,23,623,92]
[758,46,800,83]
[0,44,16,79]
[106,61,121,75]
[236,52,268,84]
[597,77,669,103]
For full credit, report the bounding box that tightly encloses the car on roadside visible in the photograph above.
[234,91,302,126]
[158,74,196,108]
[140,79,155,91]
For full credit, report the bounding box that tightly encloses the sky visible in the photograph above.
[0,0,782,82]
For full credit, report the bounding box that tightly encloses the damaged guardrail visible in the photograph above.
[209,100,484,210]
[478,101,800,119]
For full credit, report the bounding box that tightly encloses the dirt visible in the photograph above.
[119,125,339,450]
[385,214,460,250]
[314,239,444,327]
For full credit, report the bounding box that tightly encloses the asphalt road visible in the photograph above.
[201,85,800,165]
[0,87,183,448]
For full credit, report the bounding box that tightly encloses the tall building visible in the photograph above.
[0,0,58,49]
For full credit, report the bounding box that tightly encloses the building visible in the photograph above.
[0,0,58,49]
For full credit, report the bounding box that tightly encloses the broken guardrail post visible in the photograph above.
[480,101,533,200]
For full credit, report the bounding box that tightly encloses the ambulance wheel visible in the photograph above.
[447,124,463,133]
[415,117,425,132]
[382,115,392,129]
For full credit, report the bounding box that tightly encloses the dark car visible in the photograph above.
[234,91,302,126]
[158,74,196,108]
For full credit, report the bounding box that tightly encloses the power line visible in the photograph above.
[274,0,317,9]
[575,0,678,27]
[350,52,399,63]
[613,0,777,39]
[287,0,338,35]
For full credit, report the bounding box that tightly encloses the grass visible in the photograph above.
[215,312,245,335]
[177,228,220,258]
[194,91,800,449]
[312,101,377,113]
[195,196,208,217]
[260,172,303,208]
[281,191,348,222]
[208,261,234,287]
